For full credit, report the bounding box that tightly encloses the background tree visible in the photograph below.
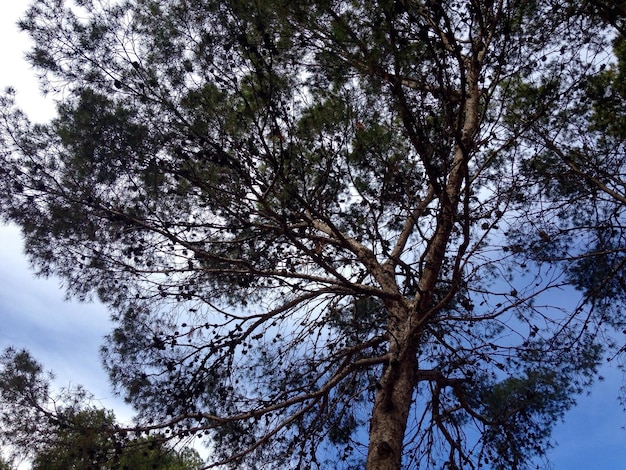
[0,1,622,469]
[30,408,202,470]
[0,348,201,470]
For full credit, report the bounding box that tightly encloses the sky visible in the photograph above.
[1,3,626,469]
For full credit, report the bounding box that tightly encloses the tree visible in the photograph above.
[0,0,622,468]
[29,408,202,470]
[0,348,201,470]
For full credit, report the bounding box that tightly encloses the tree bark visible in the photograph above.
[366,299,418,470]
[365,37,483,469]
[366,340,417,470]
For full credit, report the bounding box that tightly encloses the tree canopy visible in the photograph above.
[1,0,625,469]
[0,347,202,470]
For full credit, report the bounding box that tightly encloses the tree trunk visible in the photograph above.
[366,342,417,470]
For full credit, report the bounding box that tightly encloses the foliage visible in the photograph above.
[508,28,626,322]
[0,0,624,469]
[0,348,201,470]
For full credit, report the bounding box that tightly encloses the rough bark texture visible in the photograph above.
[366,340,418,470]
[365,53,482,469]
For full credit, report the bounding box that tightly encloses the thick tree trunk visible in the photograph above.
[364,48,482,470]
[366,343,417,470]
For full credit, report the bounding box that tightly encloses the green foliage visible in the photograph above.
[0,348,200,470]
[30,414,201,470]
[586,38,626,139]
[0,347,58,462]
[506,30,626,332]
[472,338,601,469]
[31,408,117,470]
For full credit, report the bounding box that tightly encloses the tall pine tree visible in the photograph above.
[0,1,623,468]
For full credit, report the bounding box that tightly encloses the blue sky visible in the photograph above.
[1,3,626,469]
[0,225,134,422]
